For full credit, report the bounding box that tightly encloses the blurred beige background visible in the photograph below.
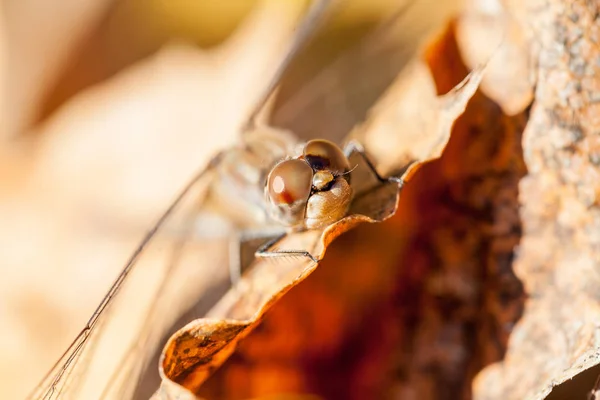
[0,0,460,398]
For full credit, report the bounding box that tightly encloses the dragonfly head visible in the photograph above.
[265,139,353,230]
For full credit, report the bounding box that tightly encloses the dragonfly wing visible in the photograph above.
[271,0,456,144]
[243,0,334,131]
[29,156,236,400]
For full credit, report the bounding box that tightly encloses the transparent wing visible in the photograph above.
[28,157,234,400]
[244,0,333,130]
[29,2,335,398]
[271,0,453,144]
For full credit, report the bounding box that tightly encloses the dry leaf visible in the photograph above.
[155,23,486,400]
[351,56,485,177]
[199,21,526,400]
[456,0,534,116]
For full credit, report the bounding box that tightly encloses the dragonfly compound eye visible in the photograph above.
[303,139,351,176]
[266,158,313,226]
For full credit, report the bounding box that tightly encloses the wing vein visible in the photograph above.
[28,154,221,400]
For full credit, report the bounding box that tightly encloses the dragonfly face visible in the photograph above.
[211,131,354,232]
[266,139,353,230]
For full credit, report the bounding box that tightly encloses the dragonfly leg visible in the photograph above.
[229,228,290,285]
[255,233,319,263]
[343,140,405,186]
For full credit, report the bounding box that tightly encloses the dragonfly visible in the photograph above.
[28,0,419,399]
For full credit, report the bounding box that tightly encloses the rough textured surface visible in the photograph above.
[474,0,600,399]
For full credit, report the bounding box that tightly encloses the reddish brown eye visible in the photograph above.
[303,139,350,175]
[266,159,313,206]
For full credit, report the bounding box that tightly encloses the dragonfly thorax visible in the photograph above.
[207,127,298,229]
[266,139,353,230]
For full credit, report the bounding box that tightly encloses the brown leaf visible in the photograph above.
[350,42,485,177]
[199,21,526,400]
[456,0,534,116]
[155,23,486,400]
[156,164,400,396]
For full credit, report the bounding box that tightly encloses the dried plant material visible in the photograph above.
[155,25,487,400]
[456,0,534,116]
[156,154,401,398]
[350,37,485,177]
[473,1,600,399]
[199,22,527,400]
